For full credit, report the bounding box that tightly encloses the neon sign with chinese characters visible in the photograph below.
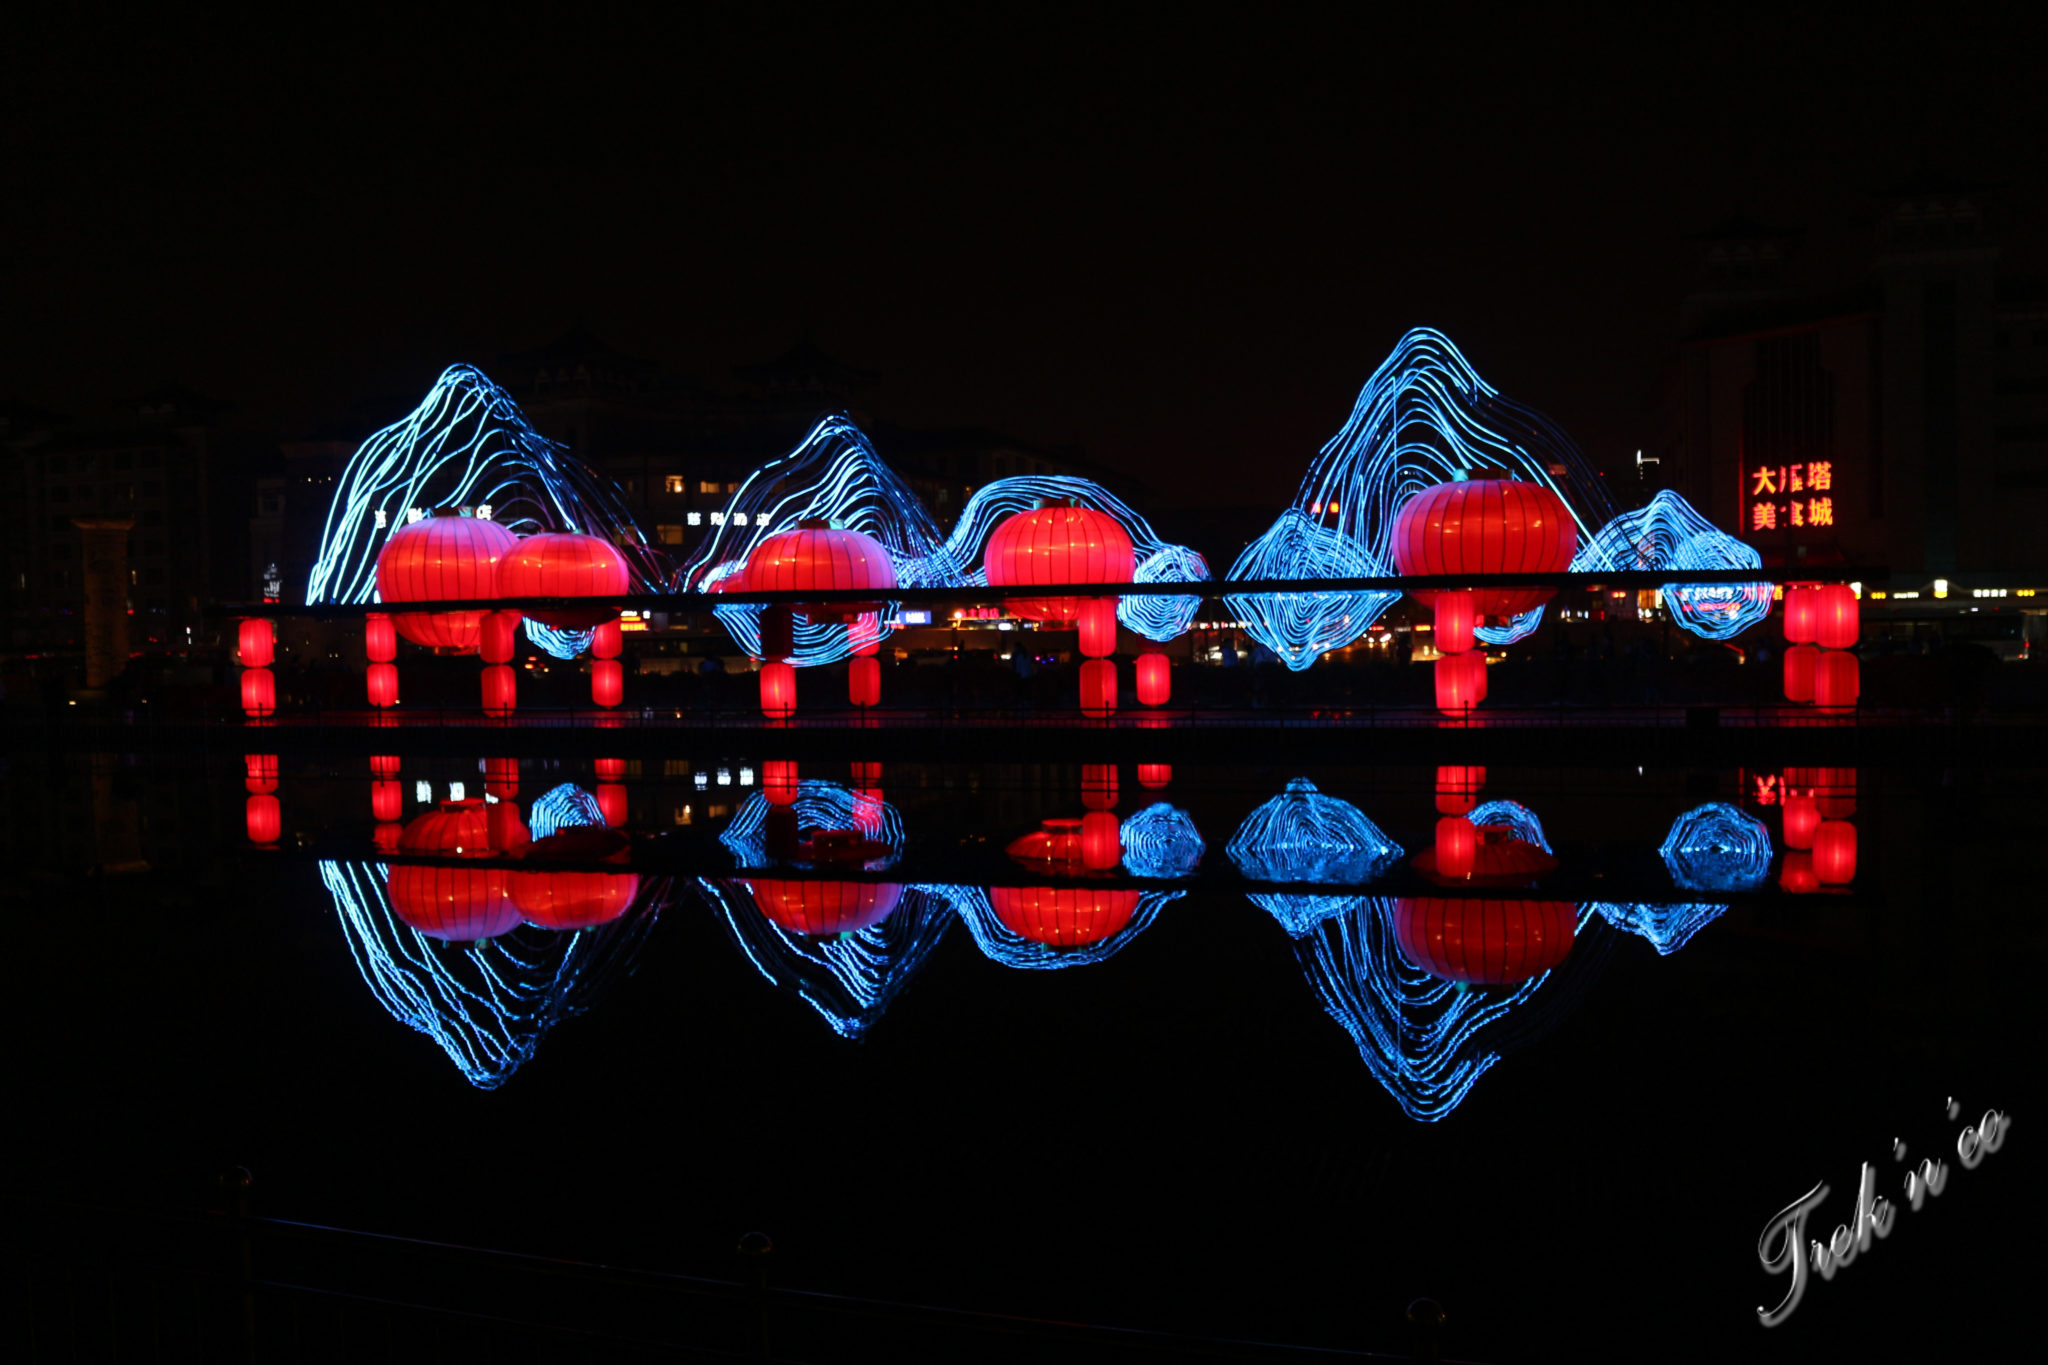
[1748,461,1835,534]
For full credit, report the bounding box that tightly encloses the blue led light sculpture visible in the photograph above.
[1119,802,1205,878]
[529,782,608,839]
[1223,511,1400,669]
[1591,901,1728,955]
[308,366,667,613]
[1466,799,1552,853]
[1659,801,1773,893]
[1293,898,1611,1121]
[930,884,1180,971]
[1228,778,1402,937]
[720,781,907,870]
[1573,490,1771,640]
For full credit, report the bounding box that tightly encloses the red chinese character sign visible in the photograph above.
[1746,461,1836,537]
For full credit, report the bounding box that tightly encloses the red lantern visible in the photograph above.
[1391,478,1577,620]
[760,661,797,718]
[853,790,886,831]
[1815,585,1859,650]
[593,758,626,781]
[365,612,397,663]
[1433,816,1477,881]
[850,761,883,787]
[371,754,401,780]
[1137,763,1172,789]
[1780,852,1818,894]
[1782,585,1821,644]
[850,613,882,656]
[1081,810,1121,870]
[488,800,530,854]
[1435,765,1486,816]
[1007,818,1087,874]
[1077,597,1119,658]
[1082,764,1119,811]
[1814,768,1857,819]
[373,822,403,854]
[238,618,275,667]
[1813,821,1857,884]
[511,829,638,930]
[763,760,800,806]
[983,504,1135,622]
[387,801,521,940]
[596,783,628,828]
[1782,795,1821,851]
[1433,590,1477,655]
[372,779,404,822]
[990,887,1142,947]
[748,879,904,935]
[481,664,517,717]
[480,610,519,664]
[245,794,281,844]
[1134,651,1171,707]
[1783,645,1819,703]
[374,511,520,651]
[1815,651,1859,709]
[1080,659,1118,717]
[744,521,899,624]
[590,659,623,708]
[497,532,633,630]
[591,619,623,659]
[484,756,519,799]
[244,753,278,794]
[1393,898,1576,984]
[1434,651,1486,713]
[240,667,276,718]
[848,654,881,708]
[366,662,400,708]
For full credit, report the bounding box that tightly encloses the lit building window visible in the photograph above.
[657,524,684,545]
[698,480,722,495]
[664,476,688,494]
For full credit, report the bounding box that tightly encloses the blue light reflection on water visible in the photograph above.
[1227,778,1401,938]
[1119,803,1205,878]
[1659,802,1773,893]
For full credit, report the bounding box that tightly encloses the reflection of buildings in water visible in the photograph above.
[322,859,665,1089]
[1293,899,1614,1122]
[1228,778,1402,939]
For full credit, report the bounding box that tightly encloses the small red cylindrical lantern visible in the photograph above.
[1137,763,1172,789]
[591,619,623,660]
[1080,659,1118,717]
[238,618,275,668]
[365,612,397,663]
[749,879,904,935]
[850,761,883,787]
[763,760,800,806]
[990,887,1142,947]
[1081,810,1121,870]
[372,779,403,822]
[1780,851,1818,894]
[853,790,886,833]
[1813,821,1857,884]
[1435,765,1486,816]
[480,664,517,717]
[1783,645,1819,703]
[366,662,400,708]
[1077,597,1119,658]
[760,661,797,719]
[1082,764,1119,811]
[1815,651,1859,709]
[1814,767,1857,819]
[240,667,277,718]
[1392,898,1576,984]
[983,504,1136,622]
[1391,478,1578,620]
[1434,590,1477,655]
[1814,585,1859,650]
[1434,816,1477,881]
[1134,650,1171,707]
[373,821,403,854]
[1434,651,1486,713]
[375,511,520,651]
[497,532,633,630]
[850,613,882,656]
[480,610,520,664]
[244,753,278,794]
[593,758,625,781]
[1006,817,1086,874]
[591,659,624,708]
[1782,585,1820,644]
[487,801,530,854]
[483,757,519,799]
[1782,795,1821,850]
[371,754,401,780]
[245,794,281,844]
[596,783,628,828]
[848,654,881,708]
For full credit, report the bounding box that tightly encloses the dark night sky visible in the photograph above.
[7,6,2046,506]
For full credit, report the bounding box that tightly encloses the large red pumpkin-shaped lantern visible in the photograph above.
[387,801,521,941]
[745,521,898,624]
[1391,477,1577,621]
[1007,817,1088,875]
[1393,898,1576,984]
[748,879,903,935]
[375,512,520,651]
[990,887,1142,947]
[498,532,633,630]
[510,828,638,930]
[983,504,1135,623]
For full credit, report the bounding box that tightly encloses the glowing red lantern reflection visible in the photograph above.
[1081,810,1121,870]
[590,659,623,708]
[763,760,800,806]
[1813,767,1856,819]
[1814,651,1859,709]
[480,664,517,717]
[372,779,403,822]
[387,800,522,941]
[1135,651,1171,707]
[591,619,623,660]
[1781,795,1821,851]
[244,753,278,794]
[1434,651,1486,713]
[238,618,275,668]
[1137,763,1172,789]
[1082,764,1118,811]
[990,887,1141,947]
[240,667,276,718]
[1433,816,1477,881]
[1007,817,1086,874]
[245,794,281,844]
[1391,478,1577,621]
[1780,852,1818,894]
[850,761,883,787]
[760,661,796,719]
[1393,898,1576,984]
[374,511,519,651]
[848,654,881,708]
[497,532,632,630]
[596,783,627,828]
[1435,765,1486,816]
[749,879,903,935]
[1814,585,1859,650]
[1080,659,1118,717]
[1783,645,1819,703]
[1813,820,1857,884]
[510,829,638,930]
[366,663,399,708]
